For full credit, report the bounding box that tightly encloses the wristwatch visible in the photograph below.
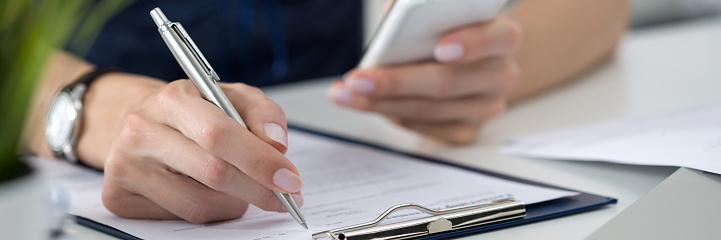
[45,68,118,163]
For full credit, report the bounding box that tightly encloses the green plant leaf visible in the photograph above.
[0,0,133,181]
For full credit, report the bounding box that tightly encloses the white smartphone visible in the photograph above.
[359,0,508,69]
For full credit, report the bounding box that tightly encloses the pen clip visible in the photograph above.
[171,23,221,82]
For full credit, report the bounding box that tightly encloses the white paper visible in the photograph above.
[503,101,721,175]
[38,129,577,240]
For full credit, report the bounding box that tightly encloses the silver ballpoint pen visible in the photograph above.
[149,7,307,230]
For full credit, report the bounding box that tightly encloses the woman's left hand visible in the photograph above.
[329,16,523,144]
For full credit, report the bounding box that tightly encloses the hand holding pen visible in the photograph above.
[78,9,305,225]
[148,8,306,227]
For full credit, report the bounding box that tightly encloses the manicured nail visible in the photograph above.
[434,42,464,62]
[273,168,302,193]
[264,123,288,148]
[292,193,304,208]
[328,86,354,105]
[346,77,375,95]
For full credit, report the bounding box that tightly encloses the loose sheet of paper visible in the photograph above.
[503,101,721,174]
[39,129,577,240]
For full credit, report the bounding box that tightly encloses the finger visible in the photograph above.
[103,148,249,224]
[102,180,179,220]
[221,83,288,154]
[391,119,483,144]
[145,80,302,194]
[338,57,519,100]
[368,96,506,124]
[144,170,249,224]
[435,16,522,63]
[329,80,366,106]
[131,116,288,211]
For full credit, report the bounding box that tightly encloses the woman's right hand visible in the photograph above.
[78,73,302,223]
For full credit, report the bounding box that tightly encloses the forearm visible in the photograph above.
[22,50,166,169]
[507,0,629,101]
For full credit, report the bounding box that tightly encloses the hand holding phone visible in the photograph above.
[360,0,508,69]
[329,0,522,144]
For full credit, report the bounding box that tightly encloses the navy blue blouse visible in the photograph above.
[71,0,363,87]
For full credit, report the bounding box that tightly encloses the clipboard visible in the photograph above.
[72,125,617,240]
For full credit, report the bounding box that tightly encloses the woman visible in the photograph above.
[25,0,628,223]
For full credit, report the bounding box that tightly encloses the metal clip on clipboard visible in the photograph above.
[312,198,526,240]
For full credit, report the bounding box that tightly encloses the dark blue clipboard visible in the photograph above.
[73,125,617,240]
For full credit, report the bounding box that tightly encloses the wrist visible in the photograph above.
[45,68,121,165]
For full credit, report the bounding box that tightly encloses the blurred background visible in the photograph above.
[632,0,721,28]
[2,0,721,239]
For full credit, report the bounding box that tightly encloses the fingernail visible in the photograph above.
[273,168,302,193]
[434,42,464,62]
[264,123,288,148]
[328,86,354,105]
[292,193,304,208]
[346,77,375,95]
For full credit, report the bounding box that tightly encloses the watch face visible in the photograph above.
[46,92,76,151]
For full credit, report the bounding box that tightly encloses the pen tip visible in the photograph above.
[302,223,308,230]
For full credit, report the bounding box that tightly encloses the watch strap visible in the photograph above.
[72,68,122,88]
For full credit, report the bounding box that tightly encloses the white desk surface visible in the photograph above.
[64,16,721,240]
